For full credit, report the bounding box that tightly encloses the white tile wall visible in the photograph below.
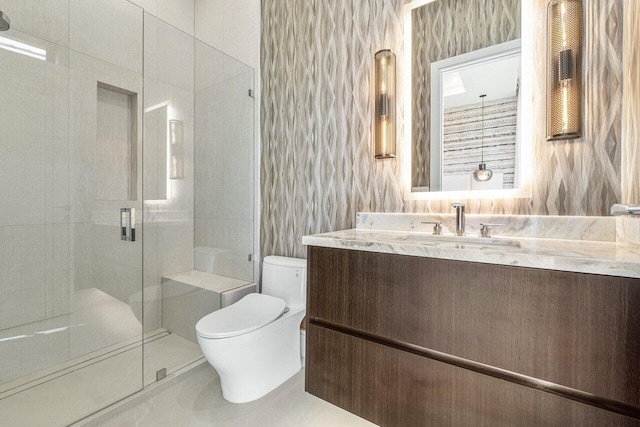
[144,14,194,91]
[194,83,225,219]
[194,40,225,91]
[50,224,71,317]
[142,17,196,337]
[194,58,254,282]
[193,0,260,281]
[193,0,224,50]
[0,0,70,46]
[69,0,143,73]
[194,0,260,71]
[129,0,194,36]
[0,39,68,227]
[222,72,254,221]
[0,226,48,330]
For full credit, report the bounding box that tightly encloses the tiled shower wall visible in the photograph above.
[261,0,637,258]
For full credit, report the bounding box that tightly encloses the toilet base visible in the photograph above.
[197,308,305,403]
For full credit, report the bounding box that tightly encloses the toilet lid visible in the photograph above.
[195,293,286,339]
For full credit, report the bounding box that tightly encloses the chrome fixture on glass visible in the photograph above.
[451,202,465,236]
[473,94,493,182]
[120,208,136,242]
[547,0,583,140]
[374,49,396,159]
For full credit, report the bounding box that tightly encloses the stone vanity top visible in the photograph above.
[301,213,640,279]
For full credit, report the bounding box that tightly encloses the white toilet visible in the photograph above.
[195,256,306,403]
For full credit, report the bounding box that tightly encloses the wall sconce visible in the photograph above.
[374,49,396,159]
[546,0,583,141]
[169,119,184,179]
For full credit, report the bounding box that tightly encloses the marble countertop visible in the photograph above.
[302,229,640,279]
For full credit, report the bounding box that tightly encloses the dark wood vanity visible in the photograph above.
[305,246,640,426]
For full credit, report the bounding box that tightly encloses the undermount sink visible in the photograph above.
[392,234,522,250]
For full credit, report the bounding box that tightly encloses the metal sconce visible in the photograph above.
[374,49,396,159]
[169,119,184,179]
[546,0,583,141]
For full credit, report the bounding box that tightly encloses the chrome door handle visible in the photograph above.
[120,208,136,242]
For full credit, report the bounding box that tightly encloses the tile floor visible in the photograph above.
[96,366,375,427]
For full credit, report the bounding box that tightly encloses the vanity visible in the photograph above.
[300,0,640,423]
[302,213,640,426]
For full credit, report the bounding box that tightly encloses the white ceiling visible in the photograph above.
[443,55,521,109]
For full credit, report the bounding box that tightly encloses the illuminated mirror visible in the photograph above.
[403,0,533,200]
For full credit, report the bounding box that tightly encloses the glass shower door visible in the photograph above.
[0,1,144,425]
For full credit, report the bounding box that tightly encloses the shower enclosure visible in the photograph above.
[0,2,255,426]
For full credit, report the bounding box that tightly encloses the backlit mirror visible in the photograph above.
[403,0,533,200]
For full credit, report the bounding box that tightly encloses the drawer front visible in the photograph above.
[306,323,640,427]
[307,246,640,407]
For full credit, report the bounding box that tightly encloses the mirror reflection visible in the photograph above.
[144,102,169,201]
[410,0,522,193]
[431,40,521,191]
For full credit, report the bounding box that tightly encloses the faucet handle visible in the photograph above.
[451,202,464,208]
[421,221,442,235]
[479,223,505,238]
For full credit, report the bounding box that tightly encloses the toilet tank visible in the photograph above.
[262,256,307,308]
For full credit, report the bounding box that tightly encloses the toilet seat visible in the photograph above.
[196,293,286,339]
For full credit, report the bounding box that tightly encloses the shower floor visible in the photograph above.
[0,287,203,427]
[0,330,202,426]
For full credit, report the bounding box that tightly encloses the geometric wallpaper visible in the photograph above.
[261,0,627,258]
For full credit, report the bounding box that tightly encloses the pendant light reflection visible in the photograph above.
[374,49,396,159]
[473,94,493,182]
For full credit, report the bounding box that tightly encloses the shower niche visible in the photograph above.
[96,82,138,201]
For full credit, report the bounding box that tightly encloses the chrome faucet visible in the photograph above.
[611,204,640,216]
[451,203,465,236]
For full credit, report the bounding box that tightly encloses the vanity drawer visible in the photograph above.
[307,246,640,408]
[306,322,640,427]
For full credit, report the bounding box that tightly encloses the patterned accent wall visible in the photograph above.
[411,0,521,187]
[261,0,628,258]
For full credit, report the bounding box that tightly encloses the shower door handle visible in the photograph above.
[120,208,136,242]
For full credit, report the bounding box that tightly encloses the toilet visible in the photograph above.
[195,256,306,403]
